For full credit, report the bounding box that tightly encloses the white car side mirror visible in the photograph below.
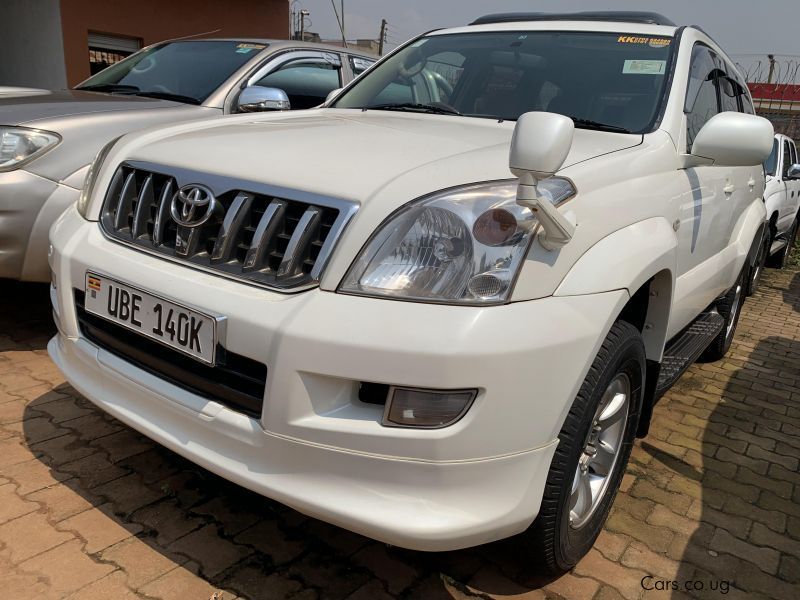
[691,112,774,166]
[510,112,576,250]
[787,164,800,180]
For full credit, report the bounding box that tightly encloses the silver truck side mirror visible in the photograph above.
[788,164,800,180]
[325,88,343,106]
[235,86,290,113]
[510,111,576,250]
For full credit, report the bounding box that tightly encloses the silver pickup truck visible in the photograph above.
[0,38,375,282]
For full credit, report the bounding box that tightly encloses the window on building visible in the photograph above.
[88,33,142,75]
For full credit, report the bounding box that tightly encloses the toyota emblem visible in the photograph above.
[170,184,220,228]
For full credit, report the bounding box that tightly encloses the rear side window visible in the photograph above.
[685,45,720,150]
[350,56,375,76]
[791,141,798,168]
[783,141,792,178]
[764,139,779,176]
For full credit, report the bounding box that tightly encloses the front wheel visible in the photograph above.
[518,320,645,575]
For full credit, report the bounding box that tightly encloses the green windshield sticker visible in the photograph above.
[623,59,667,75]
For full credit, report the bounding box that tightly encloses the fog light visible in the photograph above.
[382,387,477,428]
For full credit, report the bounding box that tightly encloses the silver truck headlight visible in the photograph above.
[339,179,575,304]
[0,126,60,171]
[77,137,121,218]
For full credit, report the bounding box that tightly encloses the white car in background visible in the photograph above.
[762,133,800,269]
[48,12,772,573]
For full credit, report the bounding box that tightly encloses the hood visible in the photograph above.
[1,90,215,182]
[128,109,642,204]
[0,89,184,126]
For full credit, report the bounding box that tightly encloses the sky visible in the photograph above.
[291,0,800,59]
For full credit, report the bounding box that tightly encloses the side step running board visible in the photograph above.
[770,239,788,255]
[655,311,725,396]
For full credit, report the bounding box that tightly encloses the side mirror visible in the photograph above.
[324,88,342,106]
[510,112,576,250]
[691,112,774,166]
[788,164,800,179]
[235,86,290,113]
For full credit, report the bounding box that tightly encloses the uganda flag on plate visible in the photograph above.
[87,274,101,298]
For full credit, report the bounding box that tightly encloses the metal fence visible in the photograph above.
[735,55,800,139]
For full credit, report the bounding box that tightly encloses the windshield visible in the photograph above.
[76,40,267,104]
[334,30,675,133]
[764,139,779,176]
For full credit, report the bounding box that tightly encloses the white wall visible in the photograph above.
[0,0,67,89]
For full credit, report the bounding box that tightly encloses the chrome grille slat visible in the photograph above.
[113,172,137,230]
[130,174,154,239]
[243,199,287,272]
[211,192,254,263]
[99,162,357,292]
[152,179,175,246]
[278,206,322,278]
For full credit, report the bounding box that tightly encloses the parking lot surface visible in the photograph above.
[0,262,798,600]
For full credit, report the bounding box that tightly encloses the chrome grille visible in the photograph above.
[99,162,357,291]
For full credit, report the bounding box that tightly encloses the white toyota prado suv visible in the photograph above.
[49,12,773,573]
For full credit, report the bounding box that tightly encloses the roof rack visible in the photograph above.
[470,12,677,27]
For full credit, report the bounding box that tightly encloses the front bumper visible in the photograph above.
[49,205,629,550]
[0,169,78,281]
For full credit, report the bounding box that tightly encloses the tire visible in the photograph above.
[768,218,797,269]
[700,266,745,362]
[745,230,769,296]
[518,320,645,575]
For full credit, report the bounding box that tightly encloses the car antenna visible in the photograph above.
[168,28,223,41]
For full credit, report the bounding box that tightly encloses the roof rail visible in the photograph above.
[470,12,676,27]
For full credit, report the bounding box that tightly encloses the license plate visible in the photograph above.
[84,272,217,364]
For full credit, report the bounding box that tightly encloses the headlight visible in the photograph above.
[77,137,121,218]
[339,178,576,304]
[0,126,60,171]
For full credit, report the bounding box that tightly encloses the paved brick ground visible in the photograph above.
[0,261,798,599]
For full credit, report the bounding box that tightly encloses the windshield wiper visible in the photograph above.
[130,91,201,105]
[570,118,632,134]
[362,102,462,116]
[76,83,140,93]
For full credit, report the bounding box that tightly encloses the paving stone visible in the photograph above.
[138,562,235,600]
[27,481,99,522]
[0,482,38,524]
[57,503,143,554]
[19,539,115,596]
[234,519,306,566]
[710,528,780,575]
[573,548,648,600]
[168,523,254,578]
[101,537,187,588]
[64,570,139,599]
[0,511,73,563]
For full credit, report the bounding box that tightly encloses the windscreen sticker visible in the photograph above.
[237,43,266,50]
[236,48,254,53]
[623,59,667,75]
[617,36,672,48]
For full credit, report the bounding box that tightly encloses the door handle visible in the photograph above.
[723,183,735,195]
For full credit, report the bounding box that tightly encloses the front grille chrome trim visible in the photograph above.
[99,161,359,293]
